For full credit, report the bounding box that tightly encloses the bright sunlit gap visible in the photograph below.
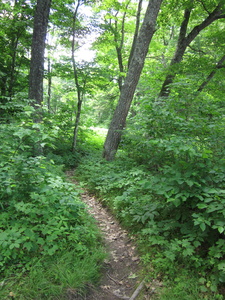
[46,4,99,63]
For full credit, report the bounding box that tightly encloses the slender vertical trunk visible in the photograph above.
[8,35,19,100]
[111,1,130,91]
[6,0,21,100]
[72,95,82,152]
[71,0,82,152]
[47,57,52,112]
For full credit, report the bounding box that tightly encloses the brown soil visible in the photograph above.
[66,170,160,300]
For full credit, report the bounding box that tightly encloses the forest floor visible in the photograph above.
[66,170,162,300]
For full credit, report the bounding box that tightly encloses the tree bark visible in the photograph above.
[103,0,163,161]
[159,3,225,98]
[29,0,52,108]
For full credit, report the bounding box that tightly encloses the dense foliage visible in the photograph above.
[1,0,225,298]
[75,89,225,297]
[76,131,225,298]
[0,103,105,299]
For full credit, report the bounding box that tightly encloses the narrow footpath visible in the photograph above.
[66,170,160,300]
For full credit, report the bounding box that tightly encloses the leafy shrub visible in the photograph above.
[0,113,103,277]
[0,154,101,272]
[76,142,225,293]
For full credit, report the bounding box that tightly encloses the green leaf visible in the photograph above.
[9,243,20,249]
[47,245,59,255]
[218,227,224,234]
[193,241,201,248]
[37,238,45,245]
[217,262,225,271]
[200,285,208,293]
[197,203,208,209]
[186,180,194,187]
[183,247,194,256]
[24,242,33,251]
[199,277,206,284]
[200,223,206,231]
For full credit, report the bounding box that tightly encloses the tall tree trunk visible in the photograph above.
[159,3,225,98]
[103,0,163,161]
[29,0,52,108]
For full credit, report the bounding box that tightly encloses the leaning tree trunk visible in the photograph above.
[29,0,52,108]
[103,0,163,161]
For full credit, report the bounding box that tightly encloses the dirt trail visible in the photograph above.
[66,170,157,300]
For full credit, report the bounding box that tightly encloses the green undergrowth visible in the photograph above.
[75,142,225,299]
[0,250,105,300]
[0,107,106,299]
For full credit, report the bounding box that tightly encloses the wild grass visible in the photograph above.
[0,248,106,300]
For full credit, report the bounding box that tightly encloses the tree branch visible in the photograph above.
[188,45,206,54]
[158,3,225,98]
[158,7,192,97]
[197,54,225,93]
[129,280,145,300]
[186,4,224,46]
[196,0,211,14]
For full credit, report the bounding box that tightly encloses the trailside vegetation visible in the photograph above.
[0,103,105,299]
[1,0,225,299]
